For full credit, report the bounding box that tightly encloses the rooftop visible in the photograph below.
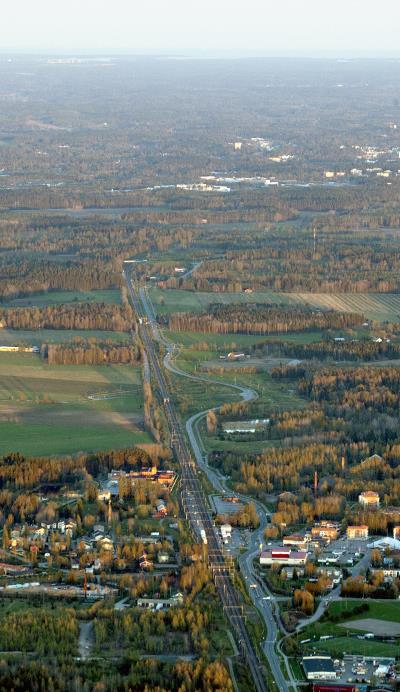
[303,656,335,675]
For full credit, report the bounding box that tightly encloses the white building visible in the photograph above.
[368,537,400,551]
[358,490,380,508]
[220,524,232,541]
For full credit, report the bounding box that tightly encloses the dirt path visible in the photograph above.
[79,621,94,660]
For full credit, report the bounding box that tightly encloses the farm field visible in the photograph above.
[0,353,150,456]
[166,329,323,349]
[149,287,400,322]
[149,287,293,315]
[290,292,400,322]
[2,289,122,307]
[0,328,128,346]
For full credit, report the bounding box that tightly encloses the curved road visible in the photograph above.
[142,287,292,691]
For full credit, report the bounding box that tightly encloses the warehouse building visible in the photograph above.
[302,656,337,681]
[260,547,307,567]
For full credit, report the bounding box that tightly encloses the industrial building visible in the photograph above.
[260,547,307,567]
[302,656,337,681]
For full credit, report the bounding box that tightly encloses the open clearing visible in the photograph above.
[339,618,400,636]
[2,289,121,308]
[0,328,127,346]
[201,356,300,372]
[327,599,400,622]
[150,287,400,322]
[0,353,150,456]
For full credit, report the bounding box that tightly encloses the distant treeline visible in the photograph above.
[42,340,141,366]
[167,304,364,335]
[254,338,400,361]
[0,302,133,332]
[178,226,400,293]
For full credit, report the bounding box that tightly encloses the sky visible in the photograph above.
[2,0,400,56]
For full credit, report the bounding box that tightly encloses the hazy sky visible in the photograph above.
[2,0,400,56]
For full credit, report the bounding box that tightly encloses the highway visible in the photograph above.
[141,285,293,690]
[139,278,292,690]
[124,266,269,692]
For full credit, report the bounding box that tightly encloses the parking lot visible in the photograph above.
[212,495,244,516]
[316,536,369,567]
[334,654,396,685]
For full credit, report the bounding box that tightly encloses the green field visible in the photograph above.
[165,329,305,453]
[150,287,400,322]
[301,599,400,658]
[304,636,399,658]
[150,288,293,315]
[2,289,122,307]
[166,330,281,350]
[0,328,128,346]
[0,353,150,456]
[169,370,239,418]
[326,599,400,623]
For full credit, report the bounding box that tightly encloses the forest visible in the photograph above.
[0,258,120,300]
[177,226,400,293]
[0,608,78,655]
[210,436,400,513]
[43,340,141,365]
[0,302,133,332]
[254,337,400,361]
[2,53,400,689]
[167,304,364,335]
[0,657,233,692]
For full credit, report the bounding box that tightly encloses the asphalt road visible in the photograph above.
[151,294,291,692]
[126,270,269,692]
[129,277,376,691]
[296,549,371,631]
